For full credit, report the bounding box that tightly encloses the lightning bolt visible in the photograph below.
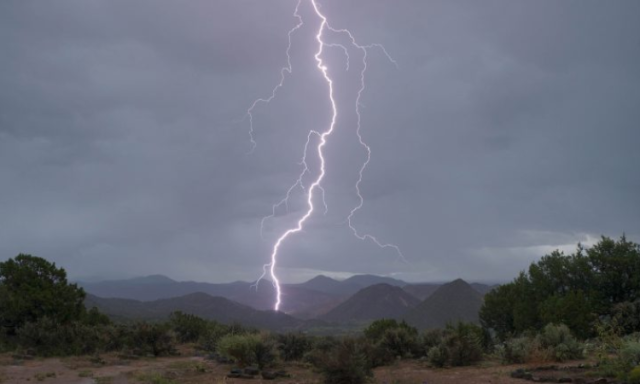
[248,0,403,311]
[244,0,303,153]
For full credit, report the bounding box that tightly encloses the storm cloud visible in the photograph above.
[1,0,639,284]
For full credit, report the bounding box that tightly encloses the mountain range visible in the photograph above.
[404,279,485,329]
[321,283,420,323]
[80,274,495,330]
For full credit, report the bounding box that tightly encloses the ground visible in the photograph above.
[0,350,601,384]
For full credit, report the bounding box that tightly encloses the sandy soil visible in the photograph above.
[0,352,595,384]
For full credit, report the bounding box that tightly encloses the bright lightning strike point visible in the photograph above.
[249,0,404,311]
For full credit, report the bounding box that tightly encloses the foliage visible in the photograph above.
[361,318,420,364]
[196,321,231,353]
[598,340,640,381]
[496,336,530,364]
[128,322,177,357]
[169,311,211,343]
[496,323,583,365]
[83,307,111,326]
[0,254,87,335]
[302,336,338,367]
[421,328,444,353]
[16,317,103,356]
[481,236,640,339]
[629,366,640,384]
[277,332,313,361]
[427,345,448,367]
[611,300,640,335]
[536,323,584,362]
[363,319,417,341]
[312,337,372,384]
[216,333,277,368]
[443,322,485,366]
[423,322,484,367]
[377,326,420,359]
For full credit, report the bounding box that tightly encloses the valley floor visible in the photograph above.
[0,351,595,384]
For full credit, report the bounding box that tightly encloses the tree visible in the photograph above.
[480,235,640,338]
[0,254,87,334]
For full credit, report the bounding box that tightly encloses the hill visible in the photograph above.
[85,292,302,331]
[403,279,483,329]
[470,282,497,295]
[320,283,420,323]
[79,274,408,315]
[403,283,441,300]
[80,276,339,316]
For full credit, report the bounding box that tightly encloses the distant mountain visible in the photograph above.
[403,283,441,300]
[403,279,484,329]
[321,283,420,323]
[85,292,302,331]
[342,274,406,288]
[80,276,339,316]
[79,274,408,315]
[296,275,350,296]
[470,282,498,295]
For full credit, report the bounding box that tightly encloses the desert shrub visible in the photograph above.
[363,319,417,341]
[16,317,106,356]
[620,341,640,368]
[497,324,584,365]
[82,307,112,326]
[496,336,530,364]
[169,311,211,343]
[217,333,277,368]
[421,329,444,354]
[303,336,339,366]
[612,301,640,335]
[362,319,419,365]
[536,323,583,362]
[628,366,640,384]
[253,334,278,369]
[427,345,448,368]
[313,338,372,384]
[423,322,484,367]
[197,321,231,353]
[599,340,640,381]
[277,332,313,361]
[377,327,420,359]
[444,322,484,366]
[128,322,177,357]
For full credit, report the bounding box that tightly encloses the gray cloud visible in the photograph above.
[1,0,639,285]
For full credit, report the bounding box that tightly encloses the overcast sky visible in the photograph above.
[1,0,639,284]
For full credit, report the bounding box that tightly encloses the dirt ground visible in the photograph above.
[0,352,598,384]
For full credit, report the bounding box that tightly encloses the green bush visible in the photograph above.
[377,327,419,360]
[620,341,640,368]
[598,340,640,381]
[497,336,530,364]
[217,333,277,368]
[427,345,448,368]
[277,333,313,361]
[628,366,640,384]
[197,322,231,353]
[444,322,484,366]
[302,336,338,367]
[363,319,417,341]
[536,323,583,362]
[421,329,444,354]
[128,323,177,357]
[169,311,211,343]
[362,319,420,365]
[313,338,372,384]
[16,317,106,356]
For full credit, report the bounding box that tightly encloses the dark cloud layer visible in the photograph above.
[1,0,639,284]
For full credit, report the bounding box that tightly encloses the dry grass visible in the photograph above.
[0,350,595,384]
